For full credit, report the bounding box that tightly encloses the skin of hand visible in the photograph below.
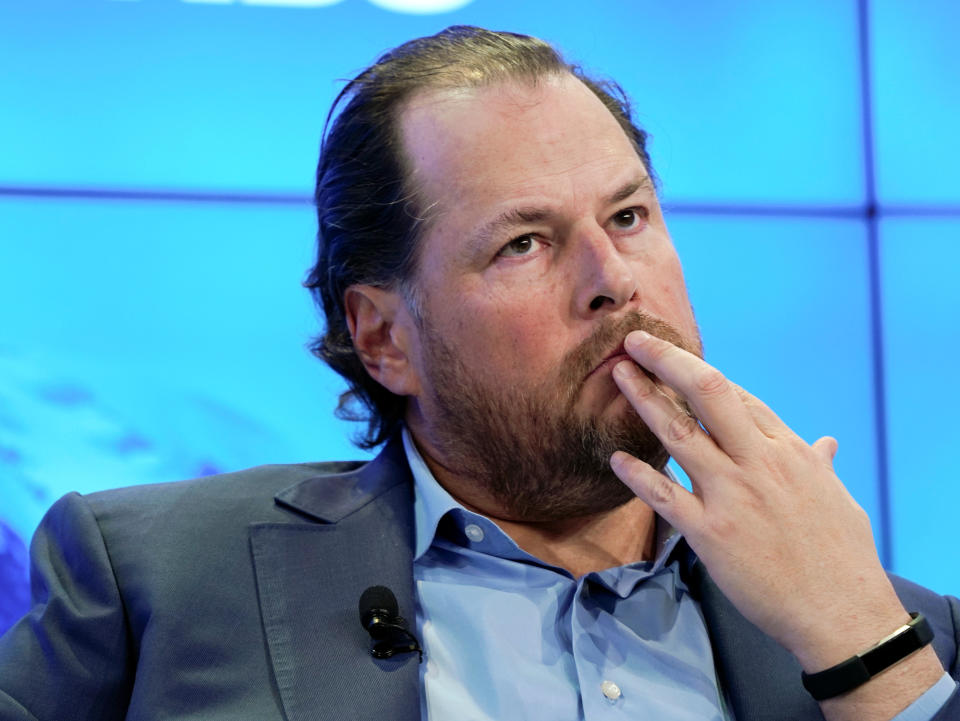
[609,329,946,719]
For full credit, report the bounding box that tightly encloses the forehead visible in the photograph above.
[398,74,647,229]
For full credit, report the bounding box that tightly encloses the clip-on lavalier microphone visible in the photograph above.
[358,585,423,662]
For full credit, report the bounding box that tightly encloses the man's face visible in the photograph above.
[396,73,702,521]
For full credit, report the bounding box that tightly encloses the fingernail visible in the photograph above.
[610,451,627,471]
[625,330,650,352]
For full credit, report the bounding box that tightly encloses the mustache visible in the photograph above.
[557,309,699,388]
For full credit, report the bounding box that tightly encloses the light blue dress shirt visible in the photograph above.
[403,430,954,720]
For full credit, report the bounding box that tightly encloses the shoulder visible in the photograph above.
[41,460,365,541]
[31,459,374,580]
[77,434,410,527]
[29,453,405,622]
[36,433,407,549]
[82,459,368,520]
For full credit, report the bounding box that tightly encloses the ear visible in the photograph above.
[344,284,422,398]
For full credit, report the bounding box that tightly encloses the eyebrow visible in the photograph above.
[606,175,655,206]
[470,174,656,253]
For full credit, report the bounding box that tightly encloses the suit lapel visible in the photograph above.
[249,441,844,721]
[250,438,421,721]
[681,548,824,721]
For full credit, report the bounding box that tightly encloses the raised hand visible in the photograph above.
[609,329,944,720]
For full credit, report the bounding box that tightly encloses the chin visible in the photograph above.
[576,380,630,417]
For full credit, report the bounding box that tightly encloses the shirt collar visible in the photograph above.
[403,426,684,571]
[403,427,463,561]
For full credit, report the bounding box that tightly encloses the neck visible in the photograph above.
[408,426,657,577]
[490,499,658,578]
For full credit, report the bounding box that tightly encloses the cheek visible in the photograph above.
[642,254,697,333]
[454,291,567,380]
[648,274,688,316]
[615,230,681,296]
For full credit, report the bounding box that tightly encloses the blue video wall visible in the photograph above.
[1,0,958,633]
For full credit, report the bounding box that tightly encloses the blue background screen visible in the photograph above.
[1,0,958,631]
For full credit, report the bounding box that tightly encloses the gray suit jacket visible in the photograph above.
[0,436,958,720]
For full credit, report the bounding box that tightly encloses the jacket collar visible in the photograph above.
[260,436,824,721]
[273,434,411,523]
[250,435,421,721]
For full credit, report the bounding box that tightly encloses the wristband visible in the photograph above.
[801,612,934,701]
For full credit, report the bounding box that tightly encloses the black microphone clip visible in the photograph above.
[359,585,423,662]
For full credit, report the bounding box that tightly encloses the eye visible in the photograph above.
[609,207,648,231]
[497,234,541,258]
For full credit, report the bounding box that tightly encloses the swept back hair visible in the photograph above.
[304,25,655,449]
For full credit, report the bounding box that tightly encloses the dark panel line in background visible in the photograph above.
[666,203,960,218]
[4,185,960,219]
[0,185,312,205]
[879,205,960,217]
[858,0,893,570]
[663,203,864,218]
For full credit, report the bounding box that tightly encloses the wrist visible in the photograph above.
[801,612,935,701]
[817,647,946,721]
[784,582,910,671]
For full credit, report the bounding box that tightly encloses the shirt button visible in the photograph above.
[464,523,485,542]
[600,680,621,702]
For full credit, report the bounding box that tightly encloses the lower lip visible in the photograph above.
[592,353,632,377]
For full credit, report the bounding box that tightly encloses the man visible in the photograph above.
[0,26,957,721]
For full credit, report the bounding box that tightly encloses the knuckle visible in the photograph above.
[706,514,738,541]
[632,377,658,401]
[666,411,699,444]
[695,367,728,397]
[647,473,676,505]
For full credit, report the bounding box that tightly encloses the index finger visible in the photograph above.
[623,330,762,461]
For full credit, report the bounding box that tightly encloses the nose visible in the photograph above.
[571,224,639,316]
